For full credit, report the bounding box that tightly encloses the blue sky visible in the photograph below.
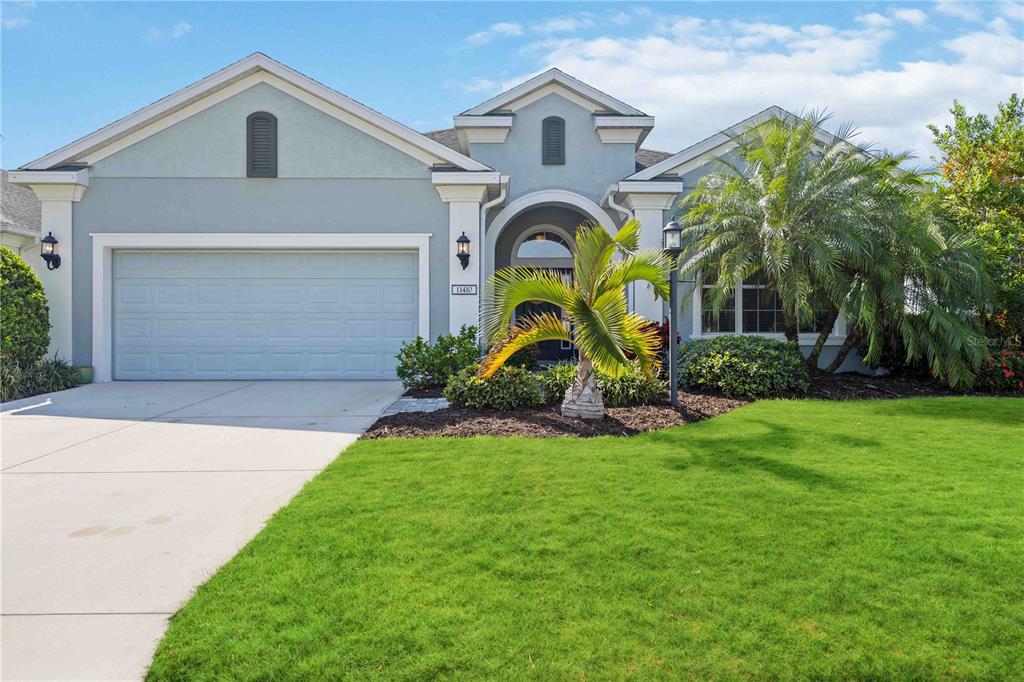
[2,1,1021,168]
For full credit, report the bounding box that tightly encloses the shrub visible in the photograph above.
[973,350,1024,393]
[395,325,479,389]
[678,335,810,398]
[505,345,539,370]
[1,358,79,403]
[539,361,667,407]
[444,364,544,410]
[0,246,50,369]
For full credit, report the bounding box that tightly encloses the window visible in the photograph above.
[701,272,836,336]
[516,230,573,260]
[542,116,565,165]
[246,112,277,178]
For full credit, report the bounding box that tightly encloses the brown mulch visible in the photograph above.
[363,391,746,440]
[366,373,990,440]
[806,372,956,400]
[402,387,445,398]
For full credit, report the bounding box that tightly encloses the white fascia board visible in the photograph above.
[594,116,655,129]
[8,169,89,187]
[453,115,514,128]
[23,53,490,172]
[431,171,502,186]
[617,180,683,194]
[461,68,645,116]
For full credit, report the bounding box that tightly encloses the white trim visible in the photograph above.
[594,115,655,128]
[88,232,432,382]
[431,171,502,186]
[625,105,849,181]
[453,115,514,128]
[618,180,684,195]
[23,53,490,172]
[461,68,645,117]
[596,128,646,145]
[691,275,847,344]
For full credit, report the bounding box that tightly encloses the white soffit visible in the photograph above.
[23,53,491,172]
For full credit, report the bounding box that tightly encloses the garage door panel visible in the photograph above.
[113,250,418,380]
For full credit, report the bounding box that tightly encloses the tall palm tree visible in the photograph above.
[478,219,670,418]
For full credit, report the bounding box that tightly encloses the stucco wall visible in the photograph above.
[470,93,636,205]
[70,82,449,366]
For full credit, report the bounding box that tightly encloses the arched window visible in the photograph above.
[246,112,277,178]
[542,116,565,165]
[512,226,574,268]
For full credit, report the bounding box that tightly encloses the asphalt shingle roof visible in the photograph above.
[0,170,41,234]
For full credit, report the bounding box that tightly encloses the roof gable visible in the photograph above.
[22,53,490,172]
[628,106,844,180]
[461,68,646,117]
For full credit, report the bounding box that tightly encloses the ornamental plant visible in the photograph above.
[677,335,810,398]
[443,364,544,410]
[539,361,666,407]
[395,325,479,389]
[0,246,50,368]
[973,350,1024,393]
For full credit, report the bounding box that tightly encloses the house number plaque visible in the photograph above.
[451,285,478,295]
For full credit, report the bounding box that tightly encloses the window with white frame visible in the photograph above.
[701,272,836,336]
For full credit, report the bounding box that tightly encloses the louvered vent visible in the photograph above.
[542,116,565,165]
[247,112,277,178]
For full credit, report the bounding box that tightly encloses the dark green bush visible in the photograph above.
[973,350,1024,393]
[1,246,50,368]
[1,358,79,403]
[444,364,545,410]
[540,361,667,406]
[678,335,810,398]
[395,325,480,389]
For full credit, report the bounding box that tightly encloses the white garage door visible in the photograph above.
[113,250,418,380]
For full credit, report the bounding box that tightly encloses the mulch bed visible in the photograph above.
[365,373,997,440]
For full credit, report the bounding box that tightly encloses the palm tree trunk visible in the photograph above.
[806,308,840,370]
[782,311,800,345]
[825,327,864,373]
[561,355,605,419]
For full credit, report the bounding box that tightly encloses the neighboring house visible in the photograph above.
[1,169,42,258]
[11,53,858,381]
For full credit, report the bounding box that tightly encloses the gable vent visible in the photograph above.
[247,112,277,178]
[542,116,565,165]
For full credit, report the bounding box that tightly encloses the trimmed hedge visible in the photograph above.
[395,325,480,389]
[678,335,809,398]
[540,361,667,407]
[444,364,545,410]
[0,246,50,368]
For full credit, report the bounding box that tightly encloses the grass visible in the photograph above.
[148,398,1023,681]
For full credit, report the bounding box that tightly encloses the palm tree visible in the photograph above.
[679,110,992,386]
[478,219,670,418]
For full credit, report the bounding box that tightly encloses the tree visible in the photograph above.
[478,219,669,419]
[929,95,1024,344]
[679,110,992,386]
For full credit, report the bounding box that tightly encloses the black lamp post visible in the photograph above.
[40,232,61,270]
[662,219,683,407]
[456,232,471,270]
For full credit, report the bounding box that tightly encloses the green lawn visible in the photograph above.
[148,398,1023,681]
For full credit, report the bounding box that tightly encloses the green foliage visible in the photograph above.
[505,345,539,370]
[930,94,1024,341]
[443,364,545,410]
[0,246,50,368]
[1,358,80,403]
[973,350,1024,393]
[395,325,479,389]
[678,335,809,398]
[540,361,666,406]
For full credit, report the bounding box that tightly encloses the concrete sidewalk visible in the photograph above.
[1,380,402,681]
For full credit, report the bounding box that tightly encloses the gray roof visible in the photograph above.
[423,128,672,172]
[0,170,41,235]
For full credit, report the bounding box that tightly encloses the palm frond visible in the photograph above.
[477,312,571,379]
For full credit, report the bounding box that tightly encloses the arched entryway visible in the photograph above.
[486,192,616,362]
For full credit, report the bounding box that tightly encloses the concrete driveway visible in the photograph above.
[1,380,403,681]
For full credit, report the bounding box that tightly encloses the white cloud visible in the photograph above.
[532,15,595,34]
[934,1,983,21]
[856,12,892,28]
[997,1,1024,21]
[610,11,632,27]
[462,77,500,94]
[2,0,36,29]
[2,16,30,29]
[502,13,1022,162]
[891,8,928,26]
[466,21,522,45]
[146,20,192,41]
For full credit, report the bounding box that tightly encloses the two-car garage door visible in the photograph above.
[113,250,418,380]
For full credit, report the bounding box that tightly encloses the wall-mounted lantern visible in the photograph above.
[40,232,61,270]
[456,231,471,270]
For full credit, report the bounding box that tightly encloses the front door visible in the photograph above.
[513,267,575,363]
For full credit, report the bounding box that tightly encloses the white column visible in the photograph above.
[624,192,679,323]
[434,184,488,333]
[26,183,87,361]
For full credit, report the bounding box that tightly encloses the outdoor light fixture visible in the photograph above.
[456,231,471,270]
[40,232,61,270]
[662,219,683,408]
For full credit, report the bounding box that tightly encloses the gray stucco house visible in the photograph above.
[11,53,855,381]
